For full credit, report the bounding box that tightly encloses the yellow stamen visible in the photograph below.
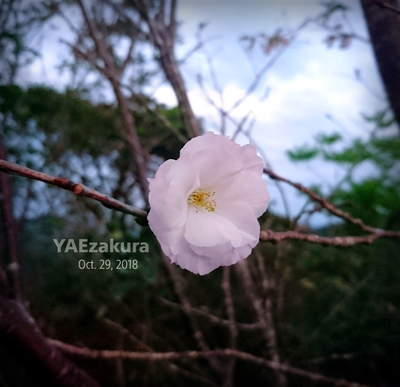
[188,189,216,212]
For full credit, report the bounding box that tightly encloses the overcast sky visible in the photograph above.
[22,0,387,226]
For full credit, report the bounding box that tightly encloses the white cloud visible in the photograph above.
[152,86,178,108]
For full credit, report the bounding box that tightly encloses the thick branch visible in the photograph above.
[0,296,100,387]
[136,0,200,138]
[49,339,372,387]
[0,159,147,221]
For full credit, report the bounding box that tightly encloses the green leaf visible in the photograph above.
[362,109,395,129]
[315,132,342,145]
[287,146,319,162]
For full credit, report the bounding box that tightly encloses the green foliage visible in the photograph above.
[288,109,400,230]
[324,1,349,13]
[287,146,319,162]
[362,109,395,129]
[287,237,400,358]
[315,132,342,145]
[323,139,372,164]
[330,178,400,229]
[0,85,122,158]
[280,109,400,373]
[0,85,186,163]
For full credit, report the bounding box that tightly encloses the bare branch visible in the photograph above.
[252,249,281,366]
[221,267,238,345]
[230,17,311,115]
[227,44,287,114]
[168,0,177,37]
[162,258,226,373]
[372,0,400,14]
[163,261,210,352]
[160,298,264,331]
[49,339,373,387]
[136,0,201,138]
[119,37,135,75]
[221,266,237,386]
[103,318,153,352]
[0,159,147,221]
[74,0,150,201]
[241,131,291,219]
[260,229,400,246]
[263,168,378,233]
[235,258,285,387]
[4,156,399,248]
[130,93,189,144]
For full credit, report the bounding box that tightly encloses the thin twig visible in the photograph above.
[162,258,224,373]
[373,0,400,14]
[160,298,263,331]
[259,229,400,246]
[0,159,147,220]
[221,266,237,387]
[236,257,287,386]
[252,249,280,363]
[103,318,217,386]
[164,262,209,352]
[229,17,311,115]
[263,168,378,233]
[222,267,238,344]
[75,0,150,201]
[243,133,291,219]
[235,258,286,385]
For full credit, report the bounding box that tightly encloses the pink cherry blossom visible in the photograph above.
[148,132,270,275]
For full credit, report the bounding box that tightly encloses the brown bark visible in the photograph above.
[0,295,100,387]
[361,0,400,128]
[160,49,201,138]
[0,159,147,220]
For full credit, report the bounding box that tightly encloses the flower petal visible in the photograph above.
[214,171,270,217]
[184,205,243,247]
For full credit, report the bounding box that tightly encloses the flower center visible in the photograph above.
[187,189,216,212]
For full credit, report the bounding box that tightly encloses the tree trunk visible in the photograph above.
[360,0,400,128]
